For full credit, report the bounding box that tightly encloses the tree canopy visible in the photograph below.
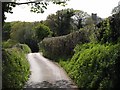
[44,8,75,36]
[72,10,90,29]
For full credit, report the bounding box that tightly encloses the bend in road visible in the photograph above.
[24,53,77,88]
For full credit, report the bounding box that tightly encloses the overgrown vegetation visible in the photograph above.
[59,43,120,89]
[33,24,52,42]
[39,23,99,60]
[39,9,120,89]
[2,2,120,89]
[2,41,31,89]
[58,12,120,89]
[3,21,52,52]
[2,39,18,48]
[97,12,120,43]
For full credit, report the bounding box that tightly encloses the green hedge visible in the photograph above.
[2,43,31,89]
[59,43,120,89]
[39,30,90,60]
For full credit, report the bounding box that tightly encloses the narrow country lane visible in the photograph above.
[24,53,78,89]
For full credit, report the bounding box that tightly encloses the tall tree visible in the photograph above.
[44,14,58,36]
[72,10,90,29]
[44,8,74,36]
[10,21,38,52]
[56,8,74,35]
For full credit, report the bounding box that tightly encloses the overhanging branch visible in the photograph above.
[11,2,41,5]
[9,1,66,5]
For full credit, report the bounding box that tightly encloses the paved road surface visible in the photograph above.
[24,53,78,88]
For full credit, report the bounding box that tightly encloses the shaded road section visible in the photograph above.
[24,53,78,88]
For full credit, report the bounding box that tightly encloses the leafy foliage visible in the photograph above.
[2,39,18,49]
[9,21,51,52]
[10,21,34,43]
[44,14,58,36]
[44,8,75,36]
[97,18,112,43]
[58,9,120,89]
[97,12,120,43]
[33,24,52,42]
[80,24,99,43]
[59,43,120,89]
[2,2,120,89]
[2,43,31,89]
[9,21,38,52]
[56,9,75,35]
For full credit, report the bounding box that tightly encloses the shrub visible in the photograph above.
[2,40,31,53]
[59,43,120,89]
[2,39,18,48]
[13,43,31,54]
[2,43,31,89]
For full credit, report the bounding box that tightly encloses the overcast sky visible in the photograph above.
[5,0,120,22]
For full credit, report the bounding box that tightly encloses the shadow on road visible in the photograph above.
[24,80,78,89]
